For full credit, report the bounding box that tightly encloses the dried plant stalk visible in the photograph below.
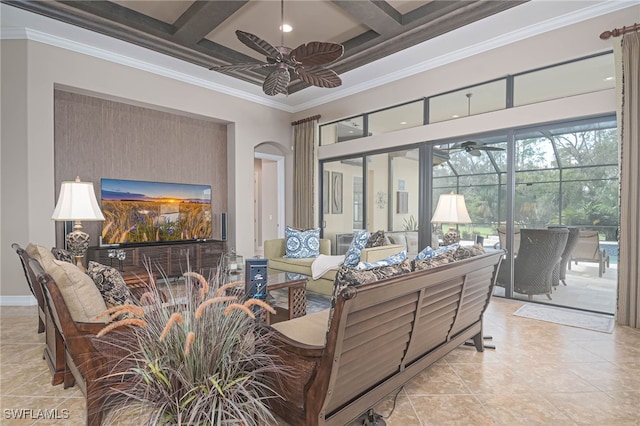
[195,296,237,318]
[224,303,256,319]
[97,318,147,337]
[159,313,183,341]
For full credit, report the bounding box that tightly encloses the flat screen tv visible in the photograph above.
[100,178,212,245]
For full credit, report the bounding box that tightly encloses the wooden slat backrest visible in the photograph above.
[321,251,503,420]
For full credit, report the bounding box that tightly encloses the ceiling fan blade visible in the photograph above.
[263,66,290,96]
[236,30,280,60]
[479,146,505,151]
[290,42,344,67]
[296,67,342,88]
[210,62,271,71]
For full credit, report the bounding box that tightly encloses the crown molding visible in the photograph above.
[2,1,638,113]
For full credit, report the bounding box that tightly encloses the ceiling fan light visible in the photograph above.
[280,24,293,33]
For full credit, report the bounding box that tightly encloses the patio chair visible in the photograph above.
[568,230,610,278]
[548,226,580,286]
[496,226,521,256]
[496,228,569,300]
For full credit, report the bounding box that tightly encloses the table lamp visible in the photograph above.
[51,177,105,269]
[431,192,471,245]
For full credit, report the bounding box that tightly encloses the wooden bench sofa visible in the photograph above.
[266,249,504,425]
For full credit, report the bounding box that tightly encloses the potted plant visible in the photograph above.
[95,265,286,425]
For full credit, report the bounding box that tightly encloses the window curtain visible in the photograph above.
[292,116,319,229]
[616,31,640,328]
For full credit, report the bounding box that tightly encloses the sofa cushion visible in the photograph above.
[365,230,387,248]
[86,261,139,308]
[26,243,57,270]
[344,230,371,267]
[335,259,412,287]
[268,256,316,276]
[356,250,407,270]
[284,226,321,259]
[46,259,108,322]
[270,309,330,347]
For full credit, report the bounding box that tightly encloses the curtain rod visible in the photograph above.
[291,115,321,126]
[600,23,639,39]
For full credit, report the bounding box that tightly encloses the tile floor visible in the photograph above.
[1,297,639,425]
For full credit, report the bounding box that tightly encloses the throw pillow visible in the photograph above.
[356,250,407,270]
[45,259,108,323]
[415,243,459,260]
[26,243,57,270]
[365,230,387,248]
[335,259,412,287]
[284,226,321,258]
[51,247,74,263]
[343,230,371,267]
[413,251,456,271]
[86,261,139,308]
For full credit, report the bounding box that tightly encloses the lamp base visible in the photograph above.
[442,228,461,246]
[66,229,90,269]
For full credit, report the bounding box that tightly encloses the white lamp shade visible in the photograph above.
[51,179,105,221]
[431,193,471,224]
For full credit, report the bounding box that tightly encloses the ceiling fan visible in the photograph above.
[210,0,344,96]
[444,141,505,157]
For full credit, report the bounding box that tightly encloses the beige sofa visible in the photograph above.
[264,238,403,295]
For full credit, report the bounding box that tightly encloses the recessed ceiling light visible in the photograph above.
[605,76,614,81]
[452,114,459,118]
[400,121,407,125]
[280,24,293,33]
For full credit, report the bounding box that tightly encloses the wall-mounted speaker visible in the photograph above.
[245,258,268,300]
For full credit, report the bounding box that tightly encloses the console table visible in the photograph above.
[87,240,225,279]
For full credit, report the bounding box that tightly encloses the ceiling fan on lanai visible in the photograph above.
[443,141,505,157]
[210,0,344,96]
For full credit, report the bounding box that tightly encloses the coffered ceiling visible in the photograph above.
[2,1,634,111]
[3,0,526,95]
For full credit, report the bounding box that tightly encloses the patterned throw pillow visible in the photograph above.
[413,244,486,271]
[335,259,412,287]
[365,230,387,248]
[356,250,407,270]
[343,230,371,267]
[51,247,74,263]
[284,226,320,258]
[413,251,456,271]
[415,243,459,260]
[86,261,139,308]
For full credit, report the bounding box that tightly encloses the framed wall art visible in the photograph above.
[331,172,343,214]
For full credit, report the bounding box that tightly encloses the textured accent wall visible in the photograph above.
[53,90,228,248]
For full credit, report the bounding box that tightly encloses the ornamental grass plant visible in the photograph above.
[96,261,287,425]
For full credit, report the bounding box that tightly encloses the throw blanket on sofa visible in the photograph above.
[311,254,345,280]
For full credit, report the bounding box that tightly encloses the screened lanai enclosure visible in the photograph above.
[321,115,619,314]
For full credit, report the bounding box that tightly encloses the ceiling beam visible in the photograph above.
[331,0,401,36]
[172,1,248,45]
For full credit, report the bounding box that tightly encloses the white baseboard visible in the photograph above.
[0,295,37,306]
